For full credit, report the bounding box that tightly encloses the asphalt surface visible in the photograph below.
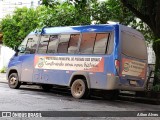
[0,73,160,120]
[0,73,6,83]
[0,85,160,120]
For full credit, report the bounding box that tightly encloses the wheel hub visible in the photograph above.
[10,77,17,85]
[75,84,83,95]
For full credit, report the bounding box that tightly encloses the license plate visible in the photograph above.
[130,80,137,85]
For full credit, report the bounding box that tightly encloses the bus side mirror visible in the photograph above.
[13,45,19,52]
[13,46,19,56]
[19,46,25,53]
[14,45,26,56]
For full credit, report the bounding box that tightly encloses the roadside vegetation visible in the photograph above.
[0,66,6,73]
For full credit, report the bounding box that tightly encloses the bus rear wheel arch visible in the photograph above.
[71,79,89,99]
[8,72,21,89]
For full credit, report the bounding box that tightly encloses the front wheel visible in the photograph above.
[71,79,89,99]
[8,73,21,89]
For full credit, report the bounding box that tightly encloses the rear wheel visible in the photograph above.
[41,84,53,91]
[8,73,21,89]
[71,79,89,99]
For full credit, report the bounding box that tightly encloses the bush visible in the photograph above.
[152,84,160,92]
[0,67,6,73]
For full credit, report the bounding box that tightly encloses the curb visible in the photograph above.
[0,73,7,83]
[0,79,7,84]
[0,81,7,84]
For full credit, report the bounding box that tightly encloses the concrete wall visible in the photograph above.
[0,0,40,20]
[0,45,15,69]
[147,43,155,64]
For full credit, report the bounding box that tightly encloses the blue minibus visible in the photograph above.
[7,24,148,99]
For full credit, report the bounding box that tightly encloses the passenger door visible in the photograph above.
[19,34,39,82]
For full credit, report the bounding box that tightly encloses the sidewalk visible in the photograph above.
[0,73,7,83]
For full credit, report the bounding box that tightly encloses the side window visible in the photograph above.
[79,33,96,54]
[68,34,80,54]
[38,35,59,54]
[107,33,114,54]
[20,34,39,54]
[18,36,28,52]
[93,33,110,54]
[57,34,70,53]
[38,35,50,54]
[47,35,59,53]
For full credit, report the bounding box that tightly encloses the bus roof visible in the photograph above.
[41,24,118,35]
[29,24,143,37]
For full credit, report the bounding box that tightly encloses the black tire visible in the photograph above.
[8,73,21,89]
[71,79,89,99]
[41,84,53,91]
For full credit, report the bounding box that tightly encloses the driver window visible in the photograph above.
[18,34,39,54]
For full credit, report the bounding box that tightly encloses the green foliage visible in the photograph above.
[0,2,92,49]
[38,3,91,27]
[90,0,153,43]
[152,84,160,92]
[0,0,154,49]
[40,0,91,26]
[91,0,134,25]
[0,66,6,73]
[0,7,39,48]
[0,15,20,48]
[120,0,160,84]
[41,0,60,7]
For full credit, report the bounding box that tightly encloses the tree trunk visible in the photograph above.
[152,41,160,85]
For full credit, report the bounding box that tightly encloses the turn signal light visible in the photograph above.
[115,60,120,75]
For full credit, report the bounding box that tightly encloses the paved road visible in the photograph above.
[0,73,6,83]
[0,82,160,120]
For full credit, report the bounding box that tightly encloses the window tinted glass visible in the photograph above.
[36,32,113,55]
[38,35,50,54]
[47,35,59,53]
[121,31,147,59]
[21,34,39,54]
[57,34,70,53]
[68,34,80,54]
[107,33,114,54]
[93,33,109,54]
[79,33,96,54]
[19,37,28,50]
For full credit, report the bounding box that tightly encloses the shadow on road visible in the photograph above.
[17,85,160,105]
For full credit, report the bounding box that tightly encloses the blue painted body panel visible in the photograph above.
[42,25,115,34]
